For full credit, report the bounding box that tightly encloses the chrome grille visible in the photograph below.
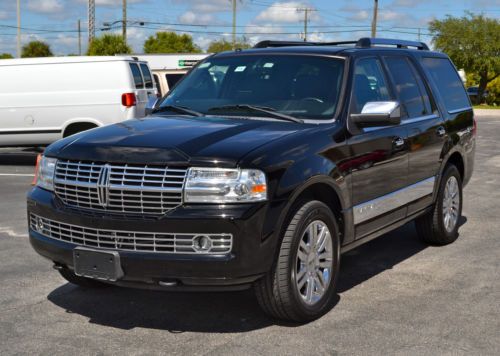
[30,214,232,255]
[54,160,187,215]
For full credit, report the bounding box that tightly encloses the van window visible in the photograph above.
[422,57,470,112]
[384,56,431,118]
[165,74,184,89]
[153,74,162,97]
[129,63,144,89]
[140,63,153,89]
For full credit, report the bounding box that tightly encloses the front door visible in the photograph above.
[345,56,409,238]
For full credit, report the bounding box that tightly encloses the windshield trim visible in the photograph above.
[157,53,348,125]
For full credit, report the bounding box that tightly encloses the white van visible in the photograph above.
[128,54,210,97]
[0,56,157,146]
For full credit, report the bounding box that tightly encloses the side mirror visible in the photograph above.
[145,97,158,115]
[350,101,401,128]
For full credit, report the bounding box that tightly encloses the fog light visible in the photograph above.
[192,235,212,252]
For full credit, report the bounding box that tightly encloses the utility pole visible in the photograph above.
[88,0,95,44]
[78,19,82,55]
[232,0,236,50]
[371,0,378,38]
[417,28,421,42]
[297,8,314,42]
[17,0,21,58]
[122,0,127,44]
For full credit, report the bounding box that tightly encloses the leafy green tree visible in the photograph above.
[143,32,201,54]
[207,38,251,53]
[0,53,14,59]
[87,34,132,56]
[429,13,500,104]
[21,41,53,58]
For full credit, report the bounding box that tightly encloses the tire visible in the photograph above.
[59,268,108,289]
[254,200,340,322]
[416,164,463,245]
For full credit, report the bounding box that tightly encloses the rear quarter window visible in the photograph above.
[421,57,470,112]
[139,63,154,89]
[129,63,144,89]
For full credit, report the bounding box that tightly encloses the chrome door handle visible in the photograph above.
[393,137,405,147]
[437,126,446,137]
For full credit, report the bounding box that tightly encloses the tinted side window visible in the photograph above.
[384,56,431,118]
[153,74,162,97]
[129,63,144,89]
[139,64,153,89]
[351,57,392,114]
[422,57,470,112]
[165,74,184,89]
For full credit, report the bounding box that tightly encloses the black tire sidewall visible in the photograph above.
[287,201,340,318]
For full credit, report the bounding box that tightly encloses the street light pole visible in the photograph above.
[17,0,21,58]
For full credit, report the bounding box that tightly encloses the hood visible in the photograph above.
[45,115,302,166]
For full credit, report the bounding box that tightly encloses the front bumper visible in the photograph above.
[27,187,278,290]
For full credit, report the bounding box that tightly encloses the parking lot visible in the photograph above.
[0,110,499,355]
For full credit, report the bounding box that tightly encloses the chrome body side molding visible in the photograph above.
[353,176,435,225]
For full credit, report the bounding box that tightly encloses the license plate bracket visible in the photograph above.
[73,247,123,282]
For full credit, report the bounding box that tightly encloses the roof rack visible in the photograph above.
[356,38,429,50]
[253,38,429,51]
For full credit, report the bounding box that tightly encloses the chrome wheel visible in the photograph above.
[295,220,333,306]
[442,176,460,232]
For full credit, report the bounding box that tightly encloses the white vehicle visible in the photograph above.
[0,56,157,147]
[128,54,210,97]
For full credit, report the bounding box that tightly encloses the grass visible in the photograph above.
[473,104,499,110]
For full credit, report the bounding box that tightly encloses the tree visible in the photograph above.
[143,32,201,54]
[0,53,14,59]
[429,13,500,104]
[87,34,132,56]
[207,38,251,53]
[21,41,53,58]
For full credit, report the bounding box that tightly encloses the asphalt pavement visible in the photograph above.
[1,110,499,355]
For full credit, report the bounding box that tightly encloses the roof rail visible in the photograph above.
[253,40,358,48]
[253,38,429,51]
[356,37,429,50]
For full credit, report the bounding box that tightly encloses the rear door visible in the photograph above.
[138,63,157,114]
[382,55,445,214]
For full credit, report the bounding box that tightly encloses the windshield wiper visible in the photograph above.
[154,105,204,117]
[207,104,303,123]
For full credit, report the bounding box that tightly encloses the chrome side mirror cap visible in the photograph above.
[350,101,401,128]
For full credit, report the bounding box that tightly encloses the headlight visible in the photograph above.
[184,167,267,203]
[35,155,57,191]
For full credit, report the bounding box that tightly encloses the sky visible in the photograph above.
[0,0,499,56]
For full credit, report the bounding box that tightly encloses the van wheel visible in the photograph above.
[59,268,107,288]
[416,165,463,245]
[254,200,340,322]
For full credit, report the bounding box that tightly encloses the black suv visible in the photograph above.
[28,38,475,322]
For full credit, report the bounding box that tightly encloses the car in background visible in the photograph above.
[467,86,489,103]
[126,54,210,97]
[0,56,156,147]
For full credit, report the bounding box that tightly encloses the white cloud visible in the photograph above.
[255,2,319,24]
[172,0,231,13]
[75,0,145,6]
[178,11,217,25]
[27,0,64,13]
[0,10,10,20]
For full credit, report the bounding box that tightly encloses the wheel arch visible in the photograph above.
[62,118,102,138]
[276,176,350,245]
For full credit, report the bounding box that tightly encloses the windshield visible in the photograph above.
[159,54,345,121]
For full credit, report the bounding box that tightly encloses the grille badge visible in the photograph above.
[97,164,110,208]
